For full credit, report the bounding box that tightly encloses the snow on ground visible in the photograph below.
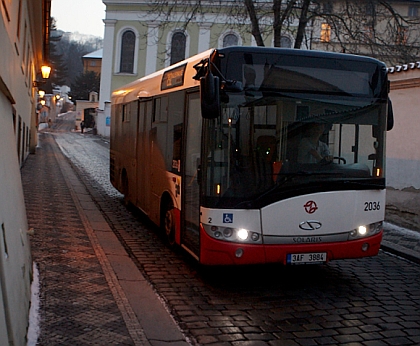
[26,262,40,346]
[384,221,420,239]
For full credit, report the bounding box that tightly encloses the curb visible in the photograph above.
[381,240,420,265]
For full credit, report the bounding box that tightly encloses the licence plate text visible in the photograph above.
[287,252,327,264]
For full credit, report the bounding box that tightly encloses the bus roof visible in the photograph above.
[112,46,386,105]
[112,49,214,105]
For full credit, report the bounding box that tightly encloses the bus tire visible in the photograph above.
[161,200,175,246]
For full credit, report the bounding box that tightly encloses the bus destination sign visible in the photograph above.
[161,64,187,90]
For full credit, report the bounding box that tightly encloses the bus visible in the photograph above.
[110,46,393,265]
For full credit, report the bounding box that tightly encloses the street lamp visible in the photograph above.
[41,65,51,79]
[33,65,51,88]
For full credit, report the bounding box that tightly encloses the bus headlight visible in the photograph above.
[237,229,249,240]
[358,226,367,236]
[348,222,382,240]
[202,224,262,244]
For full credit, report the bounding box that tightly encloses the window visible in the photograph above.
[409,6,419,17]
[16,0,22,39]
[320,23,331,43]
[223,33,239,47]
[120,30,135,73]
[322,1,333,14]
[122,104,131,122]
[280,36,292,48]
[365,3,375,16]
[170,32,186,65]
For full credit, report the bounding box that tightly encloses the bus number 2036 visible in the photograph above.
[364,201,380,211]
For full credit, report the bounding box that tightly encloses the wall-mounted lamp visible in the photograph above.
[41,65,51,79]
[33,65,51,88]
[38,90,45,98]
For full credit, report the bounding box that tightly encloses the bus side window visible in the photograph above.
[172,124,182,173]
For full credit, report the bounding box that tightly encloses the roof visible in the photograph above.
[83,49,103,59]
[388,62,420,74]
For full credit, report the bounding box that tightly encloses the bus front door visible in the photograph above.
[181,93,202,259]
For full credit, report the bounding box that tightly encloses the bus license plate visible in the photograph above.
[287,252,327,265]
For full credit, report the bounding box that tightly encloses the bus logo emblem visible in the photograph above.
[304,200,318,214]
[299,221,322,231]
[223,213,233,223]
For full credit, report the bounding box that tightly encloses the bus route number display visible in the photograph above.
[161,64,187,90]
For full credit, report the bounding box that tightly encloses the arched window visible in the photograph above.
[170,32,186,65]
[280,36,292,48]
[120,30,135,73]
[223,33,239,47]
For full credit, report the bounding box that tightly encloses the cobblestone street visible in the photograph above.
[22,130,420,345]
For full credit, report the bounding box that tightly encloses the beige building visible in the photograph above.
[83,48,103,75]
[75,91,99,131]
[0,0,50,344]
[388,63,420,189]
[97,1,420,138]
[97,0,299,137]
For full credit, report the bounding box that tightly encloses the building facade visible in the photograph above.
[387,63,420,189]
[0,0,50,344]
[97,1,299,137]
[83,48,103,75]
[98,0,420,138]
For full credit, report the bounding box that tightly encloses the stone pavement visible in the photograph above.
[383,188,420,265]
[21,132,420,345]
[22,133,189,346]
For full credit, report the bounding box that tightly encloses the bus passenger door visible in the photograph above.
[136,100,152,213]
[182,92,202,258]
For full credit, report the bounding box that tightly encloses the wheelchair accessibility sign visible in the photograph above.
[223,213,233,223]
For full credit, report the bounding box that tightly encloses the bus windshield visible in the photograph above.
[201,51,387,209]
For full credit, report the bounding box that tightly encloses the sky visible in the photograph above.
[51,0,106,38]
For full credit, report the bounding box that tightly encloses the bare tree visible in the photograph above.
[140,0,420,65]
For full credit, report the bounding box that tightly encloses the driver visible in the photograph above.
[297,123,333,164]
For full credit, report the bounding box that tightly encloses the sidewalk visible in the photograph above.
[383,187,420,264]
[22,133,189,345]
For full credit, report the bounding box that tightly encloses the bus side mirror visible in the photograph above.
[387,98,394,131]
[200,70,221,119]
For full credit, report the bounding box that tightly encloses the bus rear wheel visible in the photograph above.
[162,202,175,246]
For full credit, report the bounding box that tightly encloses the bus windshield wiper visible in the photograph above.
[275,171,345,186]
[233,171,342,208]
[342,180,384,188]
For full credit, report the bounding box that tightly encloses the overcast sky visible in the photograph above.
[51,0,105,37]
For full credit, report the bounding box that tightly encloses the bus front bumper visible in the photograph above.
[199,228,383,266]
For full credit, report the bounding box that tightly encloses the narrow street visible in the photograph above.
[23,128,420,346]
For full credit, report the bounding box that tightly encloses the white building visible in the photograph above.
[388,63,420,189]
[0,0,50,344]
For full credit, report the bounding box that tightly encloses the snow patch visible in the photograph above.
[384,222,420,240]
[26,262,40,346]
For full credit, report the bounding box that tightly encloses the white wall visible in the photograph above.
[387,69,420,189]
[0,0,45,343]
[0,92,32,346]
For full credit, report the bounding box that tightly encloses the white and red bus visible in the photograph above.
[110,47,393,265]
